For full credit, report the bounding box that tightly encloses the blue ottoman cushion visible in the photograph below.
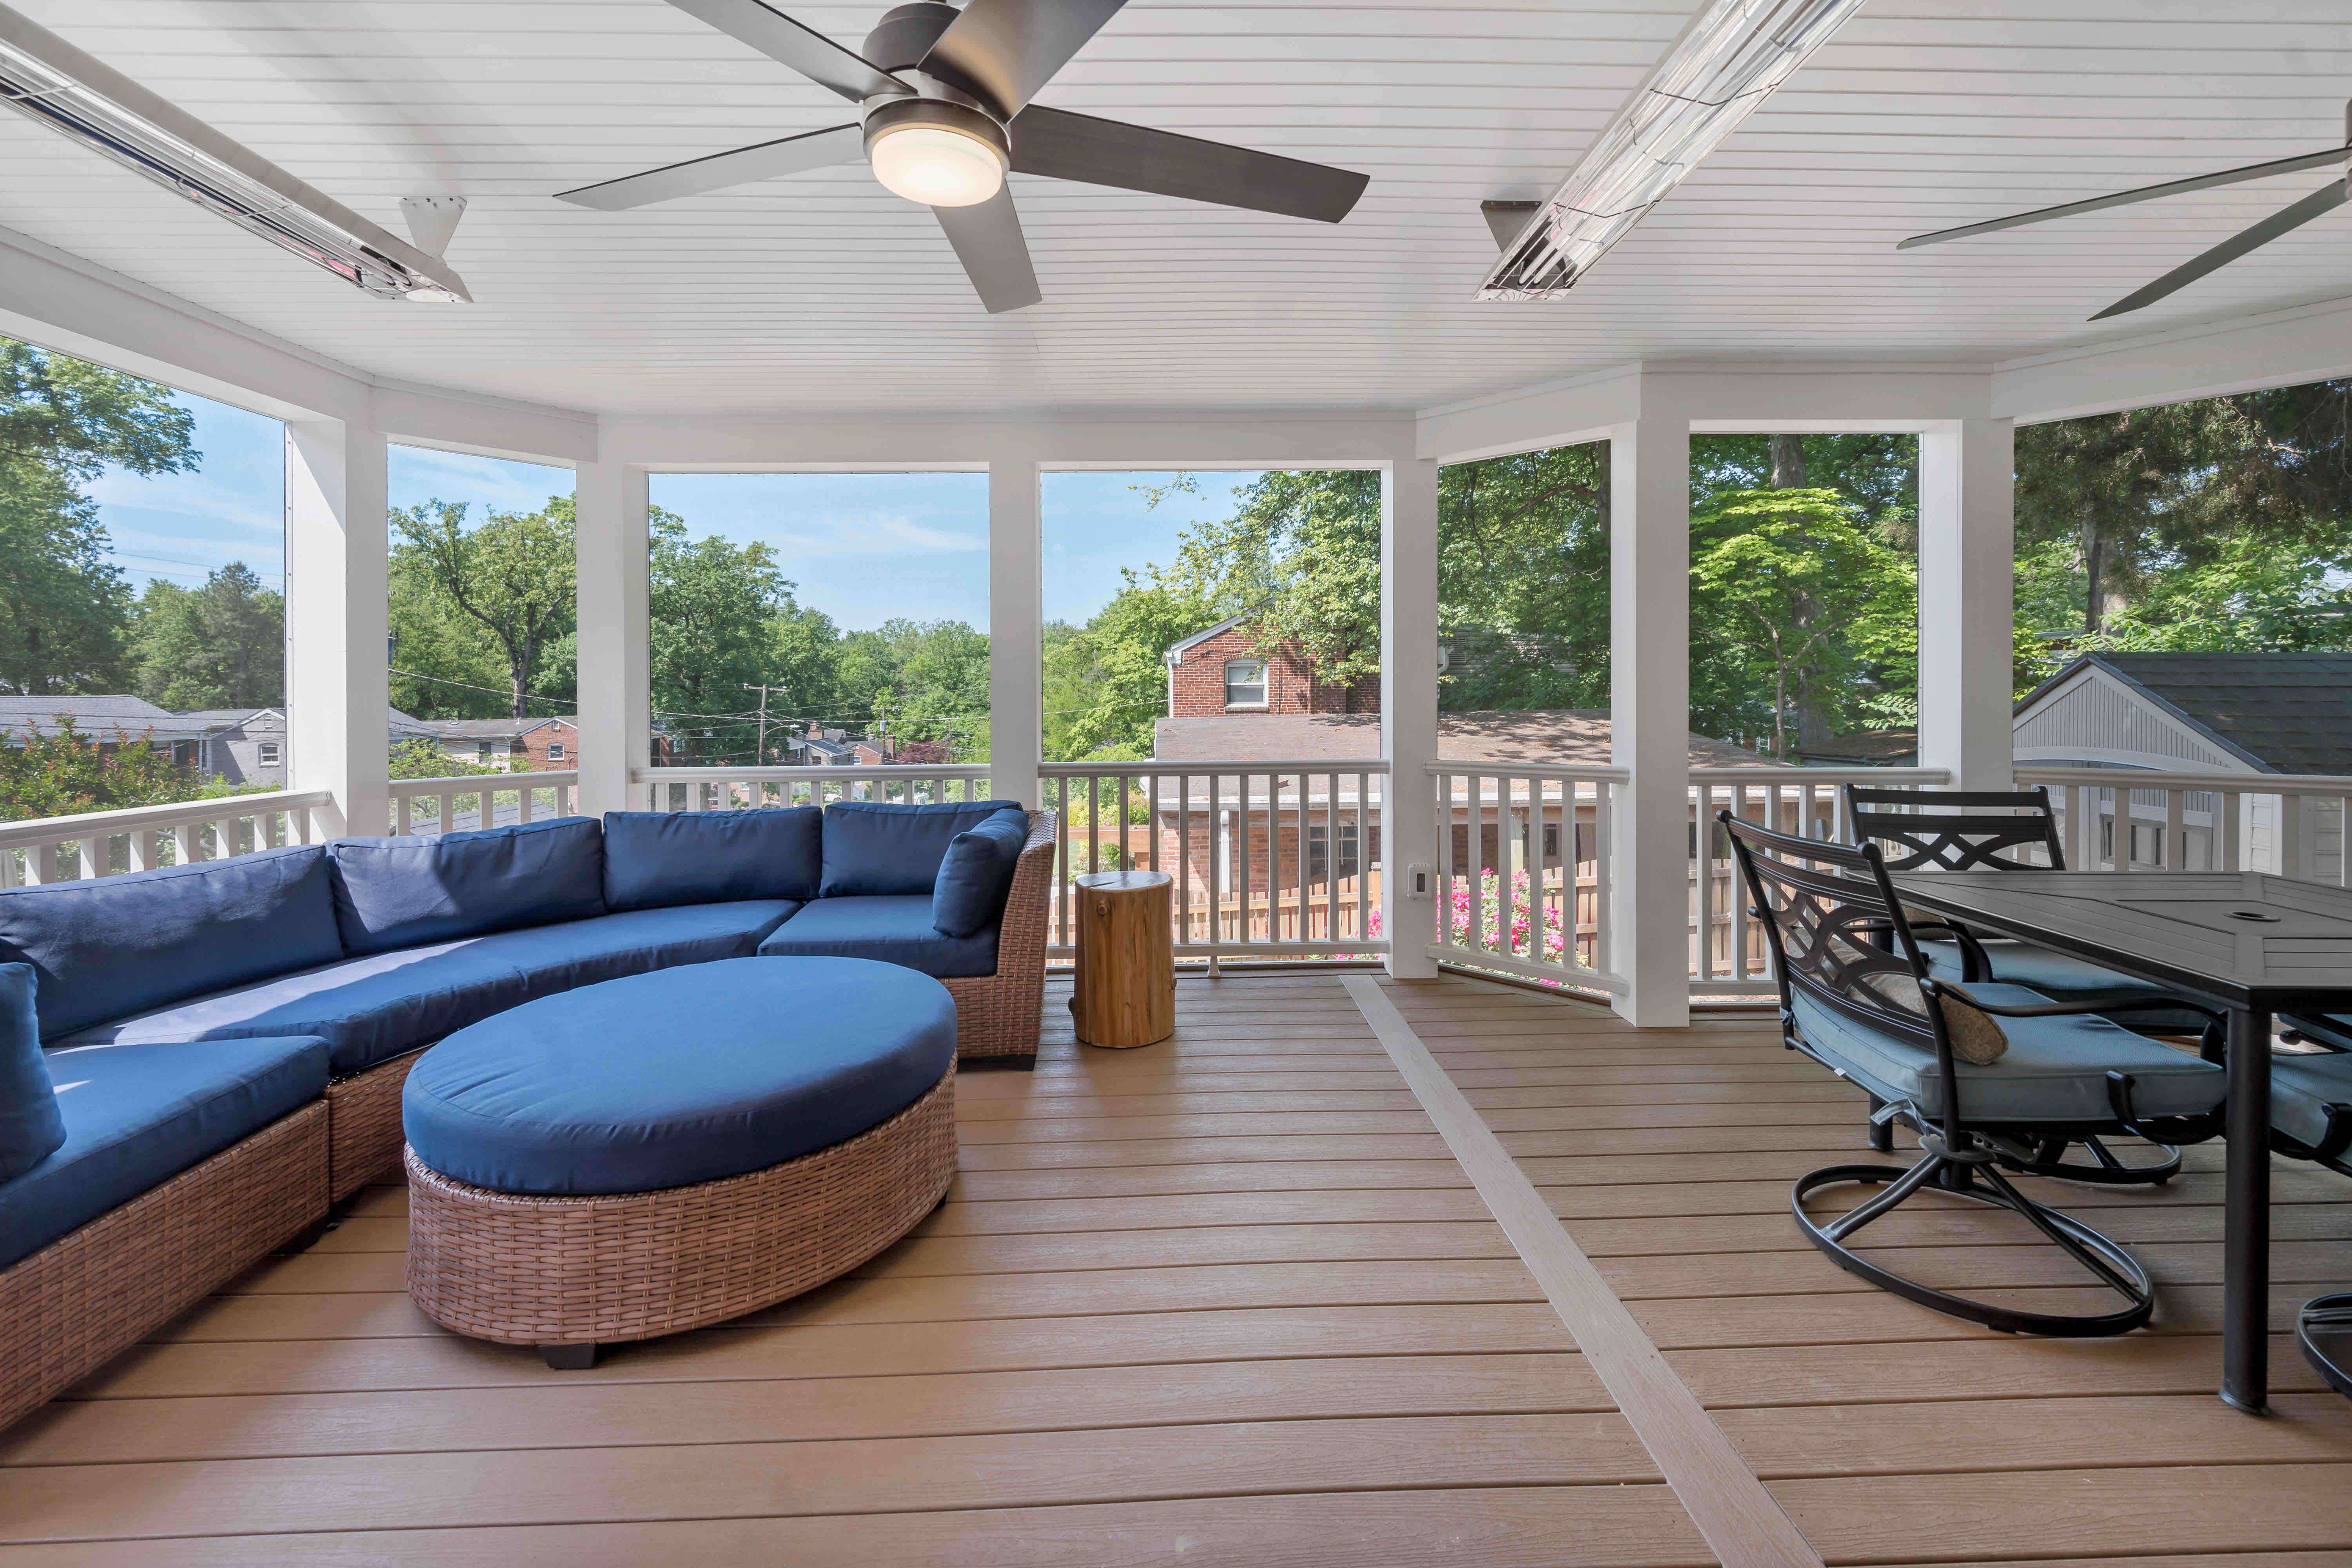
[0,844,342,1041]
[329,818,605,956]
[757,894,999,978]
[1,1034,328,1269]
[403,956,955,1195]
[0,964,64,1183]
[603,808,822,909]
[820,799,1024,898]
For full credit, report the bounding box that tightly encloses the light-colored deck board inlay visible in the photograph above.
[1343,975,1824,1568]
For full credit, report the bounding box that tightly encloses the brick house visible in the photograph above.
[419,716,580,773]
[1162,615,1376,720]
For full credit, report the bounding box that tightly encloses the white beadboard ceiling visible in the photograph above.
[3,1,2350,417]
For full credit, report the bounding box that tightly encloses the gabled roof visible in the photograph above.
[425,716,577,741]
[2018,652,2352,775]
[1163,614,1252,664]
[0,695,195,741]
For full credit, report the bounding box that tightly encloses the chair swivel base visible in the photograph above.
[2299,1293,2352,1399]
[1794,1156,2155,1338]
[2000,1134,2181,1187]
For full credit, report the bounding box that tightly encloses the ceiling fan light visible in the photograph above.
[870,122,1006,207]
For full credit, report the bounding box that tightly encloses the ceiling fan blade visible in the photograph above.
[555,124,864,210]
[1898,144,2351,250]
[921,0,1126,120]
[2091,179,2349,321]
[933,186,1042,313]
[665,0,908,102]
[1010,105,1367,223]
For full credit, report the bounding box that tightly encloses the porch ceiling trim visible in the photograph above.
[599,414,1418,469]
[1992,292,2352,425]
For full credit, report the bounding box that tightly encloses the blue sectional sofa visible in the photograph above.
[0,799,1056,1431]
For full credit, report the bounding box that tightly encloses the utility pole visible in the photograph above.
[743,682,783,766]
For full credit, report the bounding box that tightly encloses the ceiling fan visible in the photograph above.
[1899,102,2352,321]
[557,0,1368,312]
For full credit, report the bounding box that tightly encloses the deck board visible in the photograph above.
[5,970,2348,1562]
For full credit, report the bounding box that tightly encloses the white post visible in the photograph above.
[284,418,388,838]
[1381,457,1441,980]
[1918,417,2016,790]
[1609,407,1690,1027]
[988,449,1042,809]
[575,459,650,818]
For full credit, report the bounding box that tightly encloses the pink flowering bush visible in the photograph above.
[1350,870,1572,980]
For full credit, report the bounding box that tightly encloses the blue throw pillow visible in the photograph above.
[0,964,63,1182]
[933,809,1030,937]
[602,808,822,911]
[0,844,343,1041]
[820,800,1024,898]
[329,817,605,956]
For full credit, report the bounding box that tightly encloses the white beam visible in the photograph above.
[1916,419,2016,790]
[1382,457,1440,980]
[284,418,388,838]
[574,460,650,818]
[988,448,1043,809]
[1609,403,1690,1028]
[599,414,1416,470]
[1994,294,2352,425]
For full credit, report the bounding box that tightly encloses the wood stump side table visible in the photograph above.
[1069,871,1175,1049]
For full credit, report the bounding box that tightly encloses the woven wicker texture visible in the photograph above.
[325,1049,423,1203]
[0,1100,328,1432]
[405,1065,958,1347]
[946,809,1057,1060]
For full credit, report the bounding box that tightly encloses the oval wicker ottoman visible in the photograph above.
[401,956,958,1368]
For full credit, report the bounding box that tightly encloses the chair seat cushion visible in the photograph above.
[59,902,800,1076]
[1789,982,2225,1125]
[0,1034,329,1269]
[2286,1014,2352,1053]
[403,956,955,1195]
[756,895,999,979]
[2272,1050,2352,1156]
[1916,939,2214,1032]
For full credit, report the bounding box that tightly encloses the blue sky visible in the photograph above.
[85,387,1260,633]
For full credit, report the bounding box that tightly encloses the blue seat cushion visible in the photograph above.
[0,964,64,1182]
[58,902,799,1077]
[1916,938,2214,1033]
[757,895,998,979]
[820,799,1024,898]
[1,1034,328,1269]
[2272,1050,2352,1155]
[932,808,1029,937]
[0,844,342,1041]
[2286,1014,2352,1053]
[603,808,822,910]
[329,818,605,956]
[1788,982,2225,1125]
[403,956,955,1195]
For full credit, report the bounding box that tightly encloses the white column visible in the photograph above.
[1381,457,1441,980]
[283,418,388,838]
[987,449,1042,808]
[1917,418,2016,791]
[1609,407,1690,1027]
[574,459,650,818]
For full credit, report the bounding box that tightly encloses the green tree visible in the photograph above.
[1438,443,1612,712]
[129,563,285,710]
[0,718,188,820]
[392,495,576,720]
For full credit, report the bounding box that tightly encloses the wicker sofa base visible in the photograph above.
[0,1099,329,1432]
[324,1049,425,1203]
[405,1065,958,1353]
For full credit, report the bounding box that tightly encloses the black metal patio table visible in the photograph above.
[1886,867,2352,1414]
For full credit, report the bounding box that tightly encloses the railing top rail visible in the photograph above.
[630,765,993,784]
[0,788,333,848]
[1425,761,1630,784]
[2016,764,2352,793]
[1690,766,1952,784]
[391,771,579,792]
[1045,759,1390,775]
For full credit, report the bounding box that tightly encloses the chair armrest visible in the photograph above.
[1927,978,2226,1029]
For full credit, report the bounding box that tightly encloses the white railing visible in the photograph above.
[1690,766,1953,996]
[1428,762,1629,995]
[388,771,581,836]
[0,789,336,886]
[1042,761,1389,965]
[630,764,998,811]
[2015,765,2352,884]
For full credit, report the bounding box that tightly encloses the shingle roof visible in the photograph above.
[424,716,575,740]
[2040,652,2352,775]
[1151,711,1777,769]
[0,695,192,740]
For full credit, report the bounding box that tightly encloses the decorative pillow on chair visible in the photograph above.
[0,962,65,1182]
[1858,971,2009,1065]
[933,809,1031,937]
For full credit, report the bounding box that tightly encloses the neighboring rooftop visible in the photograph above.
[1152,711,1778,769]
[0,695,191,741]
[421,716,577,740]
[2024,652,2352,776]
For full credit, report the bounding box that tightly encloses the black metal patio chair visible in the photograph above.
[1842,782,2223,1186]
[2265,1046,2352,1397]
[1722,811,2229,1336]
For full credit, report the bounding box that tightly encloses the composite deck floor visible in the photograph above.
[4,972,2352,1564]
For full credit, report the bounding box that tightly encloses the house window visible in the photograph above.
[1224,659,1267,707]
[1307,822,1361,883]
[256,742,280,766]
[546,742,566,761]
[477,742,494,763]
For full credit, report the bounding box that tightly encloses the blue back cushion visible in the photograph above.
[602,808,822,910]
[329,817,605,955]
[0,844,342,1041]
[820,800,1024,898]
[0,964,63,1181]
[932,808,1030,937]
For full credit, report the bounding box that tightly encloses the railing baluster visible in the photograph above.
[1356,769,1371,949]
[1176,770,1191,951]
[1694,782,1714,983]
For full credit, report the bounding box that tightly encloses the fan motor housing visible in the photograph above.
[862,95,1009,168]
[864,3,963,76]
